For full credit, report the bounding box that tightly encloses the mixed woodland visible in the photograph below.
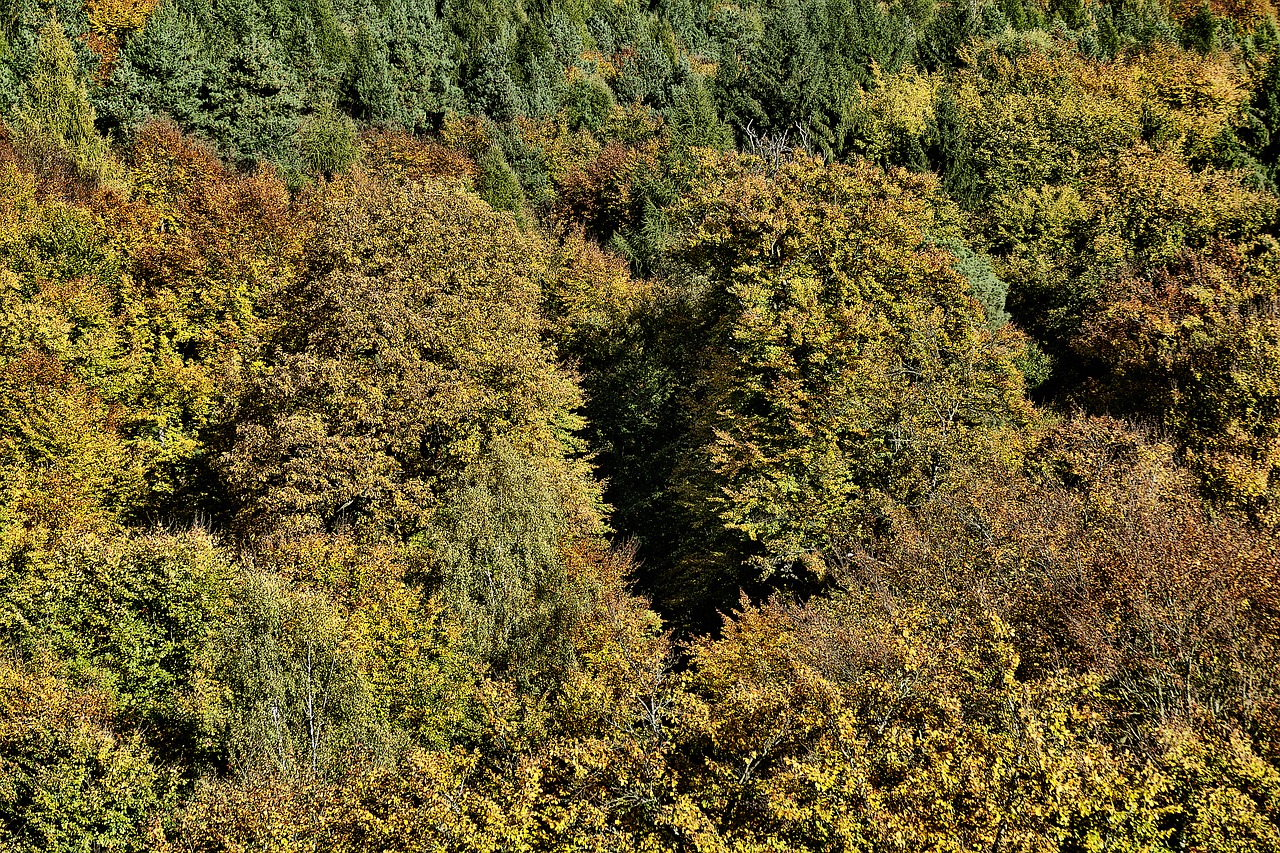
[2,0,1280,849]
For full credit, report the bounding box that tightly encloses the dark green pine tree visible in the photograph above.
[295,97,358,176]
[1097,11,1122,59]
[666,76,732,154]
[711,0,911,158]
[917,1,979,72]
[102,0,310,160]
[465,41,526,122]
[1180,2,1217,53]
[270,0,350,87]
[345,20,398,123]
[381,0,462,129]
[588,4,681,108]
[1251,51,1280,190]
[199,0,306,161]
[1052,0,1086,29]
[97,0,215,140]
[508,15,564,118]
[344,0,463,131]
[12,13,112,179]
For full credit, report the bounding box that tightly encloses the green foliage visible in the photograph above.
[663,153,1032,603]
[932,235,1010,328]
[215,568,382,778]
[1250,48,1280,189]
[1,4,1280,850]
[0,658,170,853]
[667,77,733,154]
[0,529,233,763]
[565,73,614,133]
[294,98,358,177]
[1181,2,1219,52]
[10,14,112,182]
[473,138,525,214]
[341,2,460,132]
[416,442,578,682]
[709,0,915,158]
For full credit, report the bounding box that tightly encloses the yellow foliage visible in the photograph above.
[85,0,161,75]
[1134,49,1249,160]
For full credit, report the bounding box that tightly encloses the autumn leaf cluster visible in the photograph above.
[2,4,1280,852]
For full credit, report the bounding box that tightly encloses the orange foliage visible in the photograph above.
[553,141,655,239]
[0,122,116,206]
[125,120,301,360]
[856,416,1280,741]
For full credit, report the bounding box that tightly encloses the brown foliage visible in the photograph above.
[852,416,1280,749]
[221,169,585,541]
[552,141,657,239]
[358,128,477,186]
[0,123,113,207]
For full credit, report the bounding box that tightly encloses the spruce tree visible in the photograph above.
[1253,51,1280,189]
[12,13,111,179]
[100,0,213,140]
[1181,2,1217,53]
[666,77,732,153]
[346,21,397,123]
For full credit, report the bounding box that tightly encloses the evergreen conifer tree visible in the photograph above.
[343,0,463,131]
[1253,51,1280,189]
[667,77,733,152]
[346,21,397,123]
[99,0,213,140]
[1181,2,1217,53]
[12,13,111,179]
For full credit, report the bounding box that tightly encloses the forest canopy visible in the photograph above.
[1,0,1280,850]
